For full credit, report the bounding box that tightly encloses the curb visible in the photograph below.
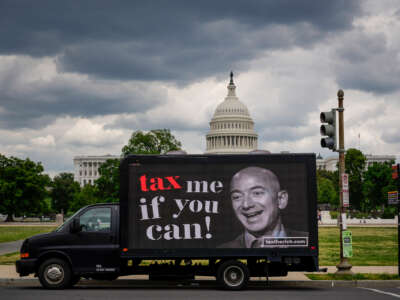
[0,278,399,288]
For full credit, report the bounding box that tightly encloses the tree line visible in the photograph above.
[317,148,397,217]
[0,129,181,221]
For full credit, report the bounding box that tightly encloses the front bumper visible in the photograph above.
[16,259,37,277]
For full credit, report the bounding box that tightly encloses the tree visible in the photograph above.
[51,173,81,214]
[362,162,396,211]
[41,197,53,216]
[317,169,339,206]
[69,184,100,214]
[95,159,120,203]
[121,129,182,156]
[345,148,366,211]
[317,176,338,207]
[0,154,50,221]
[317,169,339,189]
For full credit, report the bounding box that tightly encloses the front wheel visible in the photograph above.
[38,258,72,289]
[217,260,249,290]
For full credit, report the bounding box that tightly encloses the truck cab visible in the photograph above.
[16,203,120,289]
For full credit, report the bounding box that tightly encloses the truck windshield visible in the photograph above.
[55,207,85,232]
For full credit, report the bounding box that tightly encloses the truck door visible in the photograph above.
[68,205,119,274]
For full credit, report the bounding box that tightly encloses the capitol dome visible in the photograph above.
[205,72,258,154]
[213,93,250,117]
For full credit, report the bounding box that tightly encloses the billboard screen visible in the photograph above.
[125,156,313,249]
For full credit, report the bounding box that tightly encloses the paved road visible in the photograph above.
[0,240,23,255]
[1,285,400,300]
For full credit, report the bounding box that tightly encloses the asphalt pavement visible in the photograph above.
[0,240,23,255]
[0,286,390,300]
[2,281,400,299]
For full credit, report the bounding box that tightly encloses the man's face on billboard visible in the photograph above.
[230,167,286,236]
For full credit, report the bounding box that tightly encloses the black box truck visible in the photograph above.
[16,153,319,290]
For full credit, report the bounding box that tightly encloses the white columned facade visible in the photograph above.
[73,155,119,187]
[205,72,258,154]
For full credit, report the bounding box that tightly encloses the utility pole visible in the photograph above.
[335,89,352,274]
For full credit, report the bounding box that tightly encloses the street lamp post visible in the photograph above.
[336,89,353,274]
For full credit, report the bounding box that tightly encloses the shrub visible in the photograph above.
[351,211,369,219]
[330,211,339,219]
[382,206,396,219]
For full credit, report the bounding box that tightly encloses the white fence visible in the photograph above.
[321,210,397,225]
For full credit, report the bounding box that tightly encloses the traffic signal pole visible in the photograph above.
[336,90,353,274]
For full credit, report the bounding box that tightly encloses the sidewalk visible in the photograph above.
[315,266,397,274]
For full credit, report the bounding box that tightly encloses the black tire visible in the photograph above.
[38,258,72,289]
[217,260,249,290]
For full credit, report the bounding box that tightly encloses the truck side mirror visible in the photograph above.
[70,218,82,233]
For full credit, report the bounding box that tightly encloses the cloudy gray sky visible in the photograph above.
[1,0,399,176]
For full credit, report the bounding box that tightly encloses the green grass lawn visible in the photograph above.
[0,226,56,243]
[318,227,397,266]
[0,252,19,265]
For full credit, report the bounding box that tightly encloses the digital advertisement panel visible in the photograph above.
[127,161,310,249]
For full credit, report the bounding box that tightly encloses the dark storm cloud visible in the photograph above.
[334,30,400,95]
[0,66,164,129]
[0,0,361,82]
[105,113,208,132]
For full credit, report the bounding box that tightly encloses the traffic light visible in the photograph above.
[320,109,337,151]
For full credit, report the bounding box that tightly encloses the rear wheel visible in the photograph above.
[38,258,72,289]
[217,260,249,290]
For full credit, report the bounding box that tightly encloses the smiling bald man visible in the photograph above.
[220,166,308,248]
